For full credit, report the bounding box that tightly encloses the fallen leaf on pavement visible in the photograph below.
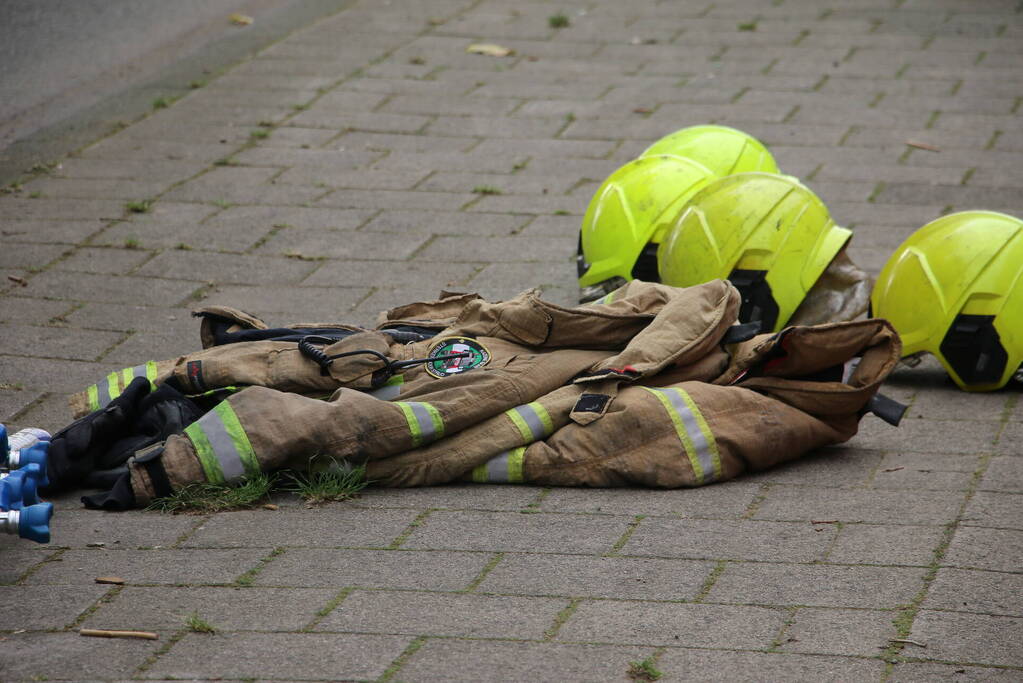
[466,43,515,57]
[7,275,27,286]
[95,576,125,585]
[229,13,254,26]
[80,629,158,640]
[905,140,940,152]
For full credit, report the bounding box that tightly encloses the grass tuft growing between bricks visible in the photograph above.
[548,13,570,28]
[125,199,154,213]
[282,464,368,504]
[627,655,663,682]
[472,185,502,195]
[146,473,278,514]
[184,611,218,634]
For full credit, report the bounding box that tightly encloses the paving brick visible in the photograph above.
[255,125,338,148]
[0,542,57,584]
[923,568,1023,617]
[910,610,1023,667]
[0,632,159,681]
[960,491,1023,530]
[315,589,566,639]
[0,241,70,270]
[419,171,579,196]
[745,445,882,488]
[136,251,317,285]
[465,194,586,216]
[779,607,897,657]
[0,218,108,245]
[26,547,270,586]
[417,235,573,263]
[45,509,191,550]
[359,209,529,237]
[622,518,836,563]
[253,227,430,261]
[979,457,1023,493]
[828,523,947,566]
[354,483,543,511]
[0,357,122,394]
[0,387,46,425]
[179,507,421,549]
[1,323,122,362]
[477,553,715,601]
[0,584,109,629]
[317,188,476,211]
[0,198,125,221]
[196,284,369,321]
[304,259,479,293]
[944,526,1023,573]
[82,585,337,632]
[706,563,927,609]
[19,271,200,306]
[144,632,411,680]
[53,246,153,275]
[255,548,490,590]
[401,510,632,554]
[888,661,1023,682]
[460,262,574,301]
[538,481,763,518]
[558,600,785,649]
[231,145,384,168]
[755,484,964,525]
[850,415,1001,454]
[397,640,653,683]
[656,649,884,683]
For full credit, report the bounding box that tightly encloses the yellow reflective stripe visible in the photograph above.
[184,401,259,484]
[397,401,444,447]
[472,447,526,483]
[121,367,133,391]
[505,402,553,443]
[105,371,119,403]
[87,384,100,412]
[643,387,721,484]
[145,361,158,385]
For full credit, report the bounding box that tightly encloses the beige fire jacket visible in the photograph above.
[70,280,901,505]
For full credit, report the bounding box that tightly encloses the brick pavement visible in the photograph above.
[2,0,1022,680]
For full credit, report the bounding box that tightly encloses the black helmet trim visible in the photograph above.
[939,314,1008,386]
[630,242,660,283]
[728,268,780,332]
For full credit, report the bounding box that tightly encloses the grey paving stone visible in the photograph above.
[354,484,543,511]
[416,235,573,263]
[0,632,159,681]
[372,150,532,175]
[19,177,171,201]
[136,251,317,285]
[888,661,1023,682]
[52,247,154,275]
[207,204,377,232]
[961,491,1023,530]
[909,610,1023,667]
[656,649,885,683]
[0,218,107,245]
[944,526,1023,573]
[870,462,977,492]
[427,115,566,139]
[254,227,430,261]
[420,171,579,196]
[179,507,422,549]
[0,198,125,221]
[979,457,1023,493]
[400,510,632,554]
[0,241,70,269]
[0,358,122,396]
[827,523,946,567]
[82,585,337,632]
[315,589,566,639]
[21,271,200,306]
[304,259,479,293]
[0,541,57,584]
[102,329,204,365]
[780,607,898,657]
[847,416,1001,455]
[63,303,195,334]
[923,568,1023,617]
[0,387,45,424]
[557,600,786,649]
[317,188,476,211]
[337,130,479,154]
[621,518,836,563]
[254,548,491,590]
[995,421,1023,455]
[396,639,653,683]
[754,485,965,525]
[705,563,927,609]
[0,584,109,629]
[42,508,199,550]
[196,284,369,322]
[477,553,714,601]
[744,445,882,488]
[538,481,763,518]
[143,632,411,681]
[256,125,339,149]
[359,209,529,237]
[231,145,384,169]
[276,167,430,191]
[26,548,271,586]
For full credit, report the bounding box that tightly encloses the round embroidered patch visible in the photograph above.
[424,337,491,378]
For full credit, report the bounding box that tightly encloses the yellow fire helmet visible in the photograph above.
[657,172,852,332]
[577,154,716,302]
[871,210,1023,391]
[640,125,780,176]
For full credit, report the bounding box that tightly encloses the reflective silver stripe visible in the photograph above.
[658,388,718,484]
[485,451,514,483]
[95,375,115,408]
[195,409,247,482]
[408,403,439,442]
[510,404,550,441]
[368,382,401,401]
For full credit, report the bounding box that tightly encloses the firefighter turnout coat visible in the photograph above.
[68,280,901,506]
